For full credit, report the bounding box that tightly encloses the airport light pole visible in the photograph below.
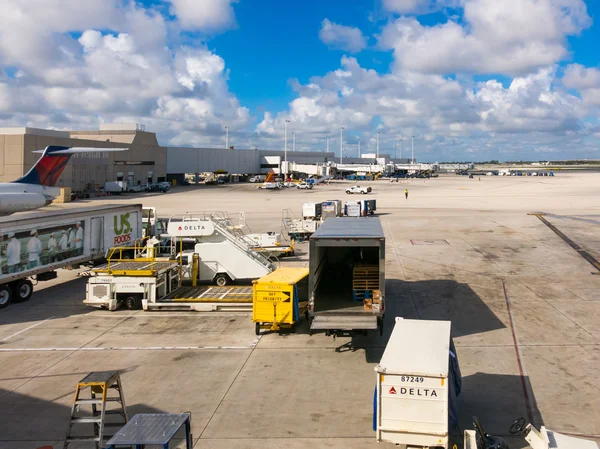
[357,136,360,157]
[411,135,415,164]
[376,132,380,160]
[284,120,290,176]
[224,126,229,149]
[326,135,329,153]
[292,131,295,152]
[340,126,344,164]
[398,138,404,160]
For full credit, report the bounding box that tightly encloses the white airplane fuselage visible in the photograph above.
[0,183,60,215]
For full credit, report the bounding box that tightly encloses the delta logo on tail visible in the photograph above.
[15,146,72,186]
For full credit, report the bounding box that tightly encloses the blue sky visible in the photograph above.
[1,0,600,161]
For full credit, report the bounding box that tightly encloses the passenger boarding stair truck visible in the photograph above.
[308,217,385,336]
[167,212,277,285]
[0,204,142,309]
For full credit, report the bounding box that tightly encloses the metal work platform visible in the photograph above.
[93,260,179,276]
[106,413,192,449]
[162,285,253,302]
[144,285,254,312]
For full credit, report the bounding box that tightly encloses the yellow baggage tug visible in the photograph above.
[253,268,309,334]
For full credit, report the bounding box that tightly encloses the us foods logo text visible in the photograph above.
[114,213,132,244]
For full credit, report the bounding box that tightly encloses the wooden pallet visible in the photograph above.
[353,265,379,290]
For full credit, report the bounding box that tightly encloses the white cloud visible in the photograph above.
[563,64,600,105]
[319,19,367,53]
[382,0,458,14]
[169,0,238,31]
[256,56,587,158]
[379,0,591,75]
[0,1,249,147]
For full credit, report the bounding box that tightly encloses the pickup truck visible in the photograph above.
[345,185,372,195]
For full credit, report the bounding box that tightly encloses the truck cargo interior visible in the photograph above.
[313,245,379,313]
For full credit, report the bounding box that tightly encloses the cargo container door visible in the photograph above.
[91,217,104,255]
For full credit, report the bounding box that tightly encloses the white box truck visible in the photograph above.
[374,318,461,448]
[308,217,385,335]
[0,204,143,308]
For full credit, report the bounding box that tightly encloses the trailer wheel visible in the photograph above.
[255,322,261,336]
[12,280,33,303]
[125,295,142,310]
[0,284,12,309]
[214,274,229,286]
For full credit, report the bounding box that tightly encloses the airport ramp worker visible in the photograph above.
[6,232,22,273]
[405,189,409,199]
[27,229,42,269]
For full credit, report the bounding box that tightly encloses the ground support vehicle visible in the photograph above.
[281,209,321,242]
[345,185,372,194]
[464,417,599,449]
[253,267,309,334]
[84,254,255,312]
[0,204,142,308]
[308,217,385,335]
[166,213,276,286]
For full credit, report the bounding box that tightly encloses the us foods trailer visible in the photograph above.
[0,204,143,308]
[308,217,385,335]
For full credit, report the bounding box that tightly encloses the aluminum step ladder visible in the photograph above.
[64,371,128,449]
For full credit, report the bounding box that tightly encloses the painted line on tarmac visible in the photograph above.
[1,317,55,342]
[532,213,600,273]
[502,280,534,425]
[0,345,256,352]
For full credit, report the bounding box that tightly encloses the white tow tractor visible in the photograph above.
[465,416,598,449]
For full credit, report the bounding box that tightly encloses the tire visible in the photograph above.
[0,284,12,309]
[362,191,367,194]
[12,279,33,303]
[214,274,229,286]
[255,322,261,335]
[125,295,142,310]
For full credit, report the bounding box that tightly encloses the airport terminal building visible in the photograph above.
[0,124,167,191]
[0,124,409,191]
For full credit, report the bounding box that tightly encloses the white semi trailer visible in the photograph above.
[0,204,143,308]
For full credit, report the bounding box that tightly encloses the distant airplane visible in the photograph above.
[0,146,128,215]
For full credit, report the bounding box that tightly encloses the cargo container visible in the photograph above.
[374,318,461,448]
[308,217,385,335]
[344,201,361,217]
[321,200,342,219]
[302,202,322,219]
[0,204,143,308]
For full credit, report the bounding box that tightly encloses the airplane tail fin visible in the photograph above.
[14,146,73,186]
[14,146,128,186]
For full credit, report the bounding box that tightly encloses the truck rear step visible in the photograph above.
[310,314,378,331]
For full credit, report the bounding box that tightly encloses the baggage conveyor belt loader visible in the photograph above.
[84,253,257,312]
[84,213,277,311]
